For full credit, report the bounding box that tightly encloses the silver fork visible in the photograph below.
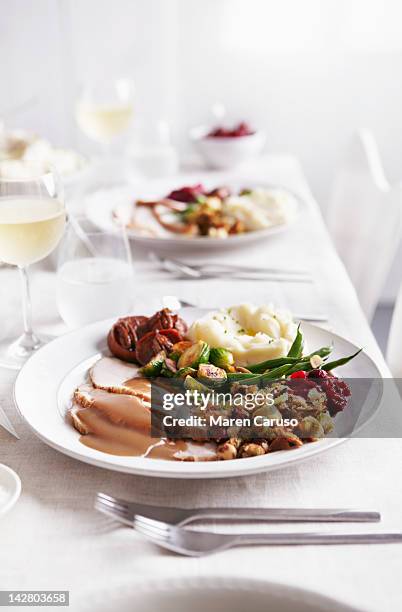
[133,515,402,557]
[156,255,310,276]
[152,254,312,283]
[95,493,381,527]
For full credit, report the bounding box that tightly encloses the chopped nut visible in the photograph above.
[228,437,242,449]
[239,442,267,457]
[310,354,323,369]
[269,429,303,451]
[217,442,237,460]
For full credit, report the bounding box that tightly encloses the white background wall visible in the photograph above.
[1,0,401,300]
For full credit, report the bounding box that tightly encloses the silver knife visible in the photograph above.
[0,405,19,439]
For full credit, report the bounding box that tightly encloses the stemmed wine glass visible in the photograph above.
[75,78,134,153]
[0,160,66,369]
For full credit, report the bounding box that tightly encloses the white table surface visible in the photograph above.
[0,155,400,612]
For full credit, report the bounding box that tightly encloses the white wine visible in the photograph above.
[76,103,133,142]
[0,197,65,266]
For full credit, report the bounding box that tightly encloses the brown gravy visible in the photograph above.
[71,377,193,460]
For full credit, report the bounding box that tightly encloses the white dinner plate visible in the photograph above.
[84,178,302,251]
[13,308,382,479]
[0,464,21,517]
[78,576,360,612]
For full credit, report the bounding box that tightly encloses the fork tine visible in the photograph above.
[97,492,129,511]
[133,516,206,556]
[135,515,170,530]
[96,494,130,515]
[134,521,168,543]
[95,499,132,520]
[95,500,126,522]
[95,496,131,518]
[134,516,171,541]
[95,500,132,525]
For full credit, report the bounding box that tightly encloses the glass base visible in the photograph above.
[0,333,52,370]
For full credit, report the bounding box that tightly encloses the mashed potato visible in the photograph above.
[223,188,298,231]
[188,303,297,366]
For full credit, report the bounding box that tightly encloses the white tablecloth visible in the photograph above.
[0,156,400,612]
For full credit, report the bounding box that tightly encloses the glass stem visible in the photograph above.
[18,266,40,351]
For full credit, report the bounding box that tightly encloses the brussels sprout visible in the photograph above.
[170,341,193,359]
[176,366,197,379]
[298,416,325,439]
[317,411,335,435]
[141,351,166,377]
[177,341,210,369]
[160,358,178,378]
[183,375,211,393]
[197,363,227,387]
[209,347,234,368]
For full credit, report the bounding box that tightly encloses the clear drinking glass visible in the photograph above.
[126,118,178,178]
[75,78,134,152]
[57,221,134,329]
[0,160,66,369]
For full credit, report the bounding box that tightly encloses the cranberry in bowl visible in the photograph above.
[190,122,266,170]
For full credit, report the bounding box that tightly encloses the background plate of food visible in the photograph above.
[84,178,301,250]
[14,305,382,479]
[0,128,92,194]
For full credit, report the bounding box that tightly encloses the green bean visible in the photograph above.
[260,364,294,383]
[306,346,333,360]
[248,356,300,373]
[286,361,314,375]
[287,324,303,358]
[226,372,262,384]
[248,346,332,374]
[321,349,362,371]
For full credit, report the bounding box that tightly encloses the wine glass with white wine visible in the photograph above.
[75,78,134,153]
[0,160,66,369]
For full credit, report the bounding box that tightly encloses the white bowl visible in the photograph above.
[0,464,21,517]
[190,125,266,169]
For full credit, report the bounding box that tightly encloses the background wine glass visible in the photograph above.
[0,160,66,369]
[57,220,133,329]
[75,78,134,152]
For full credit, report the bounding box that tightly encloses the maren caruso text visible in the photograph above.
[162,415,299,428]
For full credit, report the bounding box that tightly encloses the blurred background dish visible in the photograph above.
[83,179,301,250]
[0,128,90,192]
[0,464,21,517]
[190,124,266,169]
